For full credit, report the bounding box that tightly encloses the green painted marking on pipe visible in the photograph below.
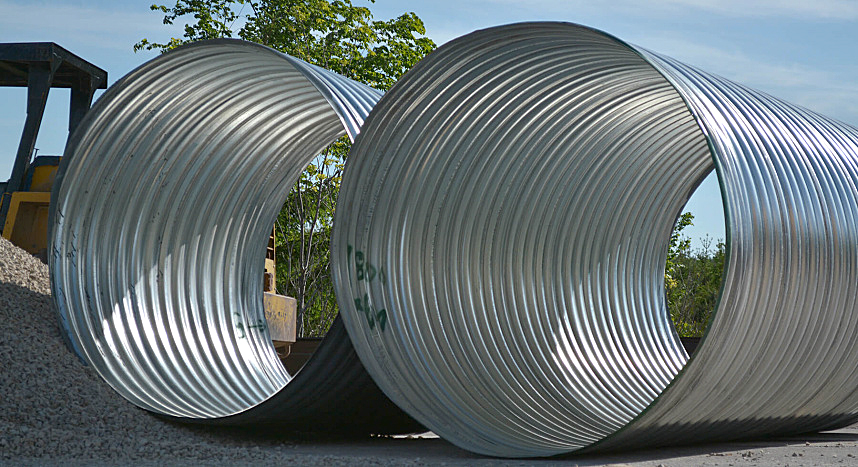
[354,293,387,332]
[347,244,386,285]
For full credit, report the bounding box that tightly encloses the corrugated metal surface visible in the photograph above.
[590,42,858,452]
[332,22,858,456]
[49,39,420,432]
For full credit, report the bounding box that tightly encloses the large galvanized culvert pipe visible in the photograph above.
[333,22,858,456]
[49,39,420,433]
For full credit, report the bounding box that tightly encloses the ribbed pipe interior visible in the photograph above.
[50,23,858,452]
[51,42,346,418]
[333,24,712,456]
[591,44,858,451]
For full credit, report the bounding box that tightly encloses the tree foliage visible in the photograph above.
[134,0,241,52]
[273,139,348,337]
[665,212,726,337]
[134,0,435,89]
[138,0,435,336]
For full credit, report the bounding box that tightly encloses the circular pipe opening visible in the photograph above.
[665,172,727,354]
[336,22,858,456]
[333,23,715,456]
[50,40,391,423]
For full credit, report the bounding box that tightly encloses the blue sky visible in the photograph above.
[2,0,857,247]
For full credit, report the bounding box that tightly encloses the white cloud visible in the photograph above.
[641,40,827,87]
[469,0,858,20]
[660,0,858,19]
[635,38,858,126]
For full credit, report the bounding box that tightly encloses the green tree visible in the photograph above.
[138,0,435,336]
[665,212,726,337]
[134,0,241,51]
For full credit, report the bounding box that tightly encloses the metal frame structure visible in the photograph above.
[0,42,107,229]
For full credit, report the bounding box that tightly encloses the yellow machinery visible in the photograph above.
[264,230,299,357]
[2,156,59,259]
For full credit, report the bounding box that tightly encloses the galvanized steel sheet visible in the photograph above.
[332,22,858,456]
[49,39,420,432]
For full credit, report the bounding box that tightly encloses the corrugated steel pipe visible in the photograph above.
[49,39,421,433]
[332,22,858,456]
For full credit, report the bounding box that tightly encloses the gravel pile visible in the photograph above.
[0,236,395,466]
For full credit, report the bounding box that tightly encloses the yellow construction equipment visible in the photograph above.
[2,156,59,258]
[264,229,298,356]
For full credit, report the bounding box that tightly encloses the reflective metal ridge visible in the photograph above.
[332,22,858,456]
[49,39,420,432]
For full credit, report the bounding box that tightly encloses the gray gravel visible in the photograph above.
[0,236,303,465]
[2,235,857,466]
